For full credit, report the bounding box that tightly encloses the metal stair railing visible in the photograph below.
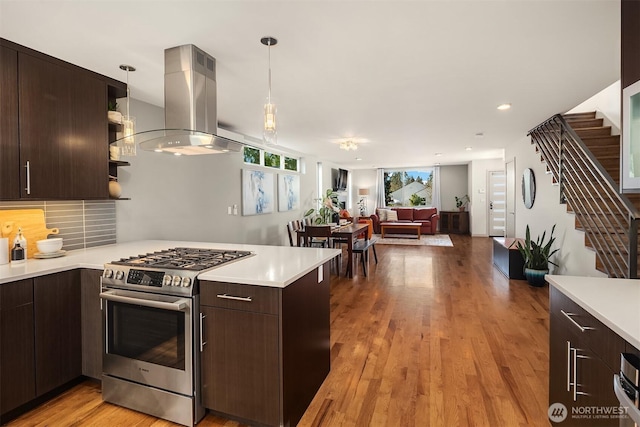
[528,114,640,278]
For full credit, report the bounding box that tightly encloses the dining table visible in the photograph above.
[297,222,369,278]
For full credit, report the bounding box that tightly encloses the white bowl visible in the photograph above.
[36,238,63,254]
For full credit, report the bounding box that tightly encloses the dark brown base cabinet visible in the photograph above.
[200,263,331,426]
[549,286,626,426]
[0,271,82,421]
[439,211,469,234]
[0,279,36,413]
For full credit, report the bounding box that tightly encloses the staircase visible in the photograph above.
[528,111,640,278]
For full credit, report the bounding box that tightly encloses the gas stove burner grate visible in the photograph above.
[112,247,253,271]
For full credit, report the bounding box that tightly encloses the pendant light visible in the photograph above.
[120,64,136,156]
[261,37,278,145]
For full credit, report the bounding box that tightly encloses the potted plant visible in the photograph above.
[304,189,340,224]
[455,194,470,211]
[515,224,559,287]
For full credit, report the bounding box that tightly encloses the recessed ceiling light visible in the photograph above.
[174,152,182,156]
[497,103,512,110]
[475,132,484,138]
[434,162,441,166]
[465,146,473,151]
[435,152,442,157]
[355,157,362,161]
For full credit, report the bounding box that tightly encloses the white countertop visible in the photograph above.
[546,275,640,351]
[0,240,341,288]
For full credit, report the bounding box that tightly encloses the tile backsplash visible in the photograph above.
[0,200,116,251]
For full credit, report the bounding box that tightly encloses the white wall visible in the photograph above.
[568,80,621,132]
[116,99,321,246]
[505,135,605,277]
[469,158,504,236]
[439,165,469,211]
[350,169,377,216]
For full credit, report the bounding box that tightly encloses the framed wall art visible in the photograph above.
[278,173,300,212]
[242,169,274,215]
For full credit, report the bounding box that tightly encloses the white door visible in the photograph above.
[505,160,516,237]
[488,170,506,237]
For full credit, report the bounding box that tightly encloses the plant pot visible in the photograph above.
[524,268,548,287]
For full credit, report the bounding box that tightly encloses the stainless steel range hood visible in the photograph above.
[113,44,244,155]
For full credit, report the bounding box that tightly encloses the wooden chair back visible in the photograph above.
[286,220,302,246]
[304,225,332,247]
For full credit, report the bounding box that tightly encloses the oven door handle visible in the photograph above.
[99,290,189,312]
[614,374,640,425]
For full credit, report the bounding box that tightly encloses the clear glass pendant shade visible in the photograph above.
[121,116,136,156]
[264,101,277,145]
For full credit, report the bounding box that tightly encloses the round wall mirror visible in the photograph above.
[522,168,536,209]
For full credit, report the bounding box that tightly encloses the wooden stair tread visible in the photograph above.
[580,135,620,146]
[565,118,604,128]
[573,126,612,137]
[563,111,597,120]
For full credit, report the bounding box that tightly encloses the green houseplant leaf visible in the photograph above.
[515,224,559,270]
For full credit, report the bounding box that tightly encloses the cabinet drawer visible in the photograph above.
[200,281,279,315]
[0,279,33,309]
[550,286,625,371]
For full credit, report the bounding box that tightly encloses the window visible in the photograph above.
[264,152,281,168]
[243,146,299,172]
[384,169,433,206]
[243,147,260,165]
[284,156,298,171]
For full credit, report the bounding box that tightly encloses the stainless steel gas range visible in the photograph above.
[100,247,253,426]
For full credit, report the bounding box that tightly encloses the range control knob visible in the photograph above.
[114,270,125,280]
[171,276,182,287]
[102,269,113,279]
[163,275,173,287]
[181,277,191,287]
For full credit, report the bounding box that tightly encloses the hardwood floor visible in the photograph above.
[7,235,550,426]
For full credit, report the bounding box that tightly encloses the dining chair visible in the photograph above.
[286,220,303,247]
[304,224,331,248]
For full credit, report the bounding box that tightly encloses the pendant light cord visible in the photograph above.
[267,39,272,104]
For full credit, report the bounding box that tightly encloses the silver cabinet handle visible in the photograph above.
[566,341,572,392]
[25,161,31,195]
[200,313,207,352]
[561,310,594,332]
[216,293,252,302]
[572,348,590,401]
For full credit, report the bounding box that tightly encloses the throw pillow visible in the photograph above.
[378,209,388,221]
[386,210,398,221]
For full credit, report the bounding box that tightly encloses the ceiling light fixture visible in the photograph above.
[497,103,512,110]
[339,139,358,151]
[465,146,473,151]
[261,36,278,145]
[435,152,442,157]
[119,64,136,156]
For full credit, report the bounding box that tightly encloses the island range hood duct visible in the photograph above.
[114,44,244,155]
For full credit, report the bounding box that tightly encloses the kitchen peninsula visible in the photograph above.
[546,275,640,427]
[0,240,340,426]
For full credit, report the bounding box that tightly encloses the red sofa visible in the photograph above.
[369,207,439,235]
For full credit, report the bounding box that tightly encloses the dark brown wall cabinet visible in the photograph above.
[0,45,20,200]
[0,38,126,201]
[548,286,625,426]
[200,264,331,427]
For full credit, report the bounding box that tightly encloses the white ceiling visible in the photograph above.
[0,0,620,169]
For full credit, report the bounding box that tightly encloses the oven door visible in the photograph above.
[101,288,194,396]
